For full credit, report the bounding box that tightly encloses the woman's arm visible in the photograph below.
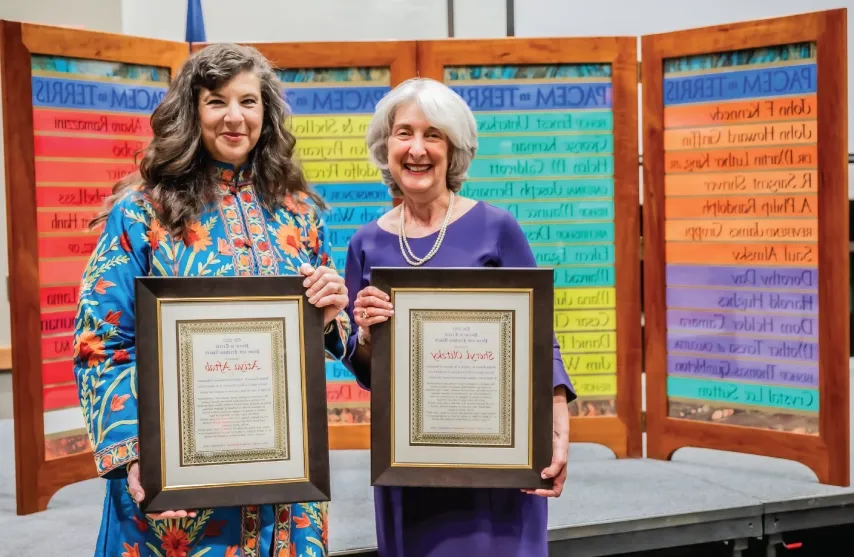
[73,194,151,478]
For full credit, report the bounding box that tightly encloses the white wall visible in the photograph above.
[0,0,121,348]
[0,0,121,33]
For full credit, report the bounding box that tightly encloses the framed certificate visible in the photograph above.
[369,267,555,490]
[135,276,330,512]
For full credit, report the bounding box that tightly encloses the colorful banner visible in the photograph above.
[662,44,820,434]
[278,67,395,423]
[447,65,619,415]
[30,54,169,458]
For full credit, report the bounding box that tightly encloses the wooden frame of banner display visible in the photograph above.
[190,40,417,450]
[1,20,189,514]
[416,38,643,459]
[641,9,850,486]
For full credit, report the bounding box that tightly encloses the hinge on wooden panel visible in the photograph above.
[641,411,646,432]
[637,61,642,83]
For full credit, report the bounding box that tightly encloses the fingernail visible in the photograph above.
[303,280,310,287]
[389,310,394,315]
[309,297,316,304]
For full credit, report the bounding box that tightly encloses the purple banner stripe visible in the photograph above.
[667,332,818,362]
[666,265,818,291]
[667,310,817,338]
[667,355,818,387]
[667,288,817,314]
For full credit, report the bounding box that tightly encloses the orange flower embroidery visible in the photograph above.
[284,194,309,215]
[293,514,311,529]
[103,309,122,326]
[120,231,132,252]
[184,221,212,253]
[121,542,140,557]
[94,278,115,295]
[304,226,319,254]
[160,525,191,557]
[225,546,240,557]
[110,393,130,412]
[218,238,233,256]
[147,221,165,251]
[74,331,106,367]
[113,349,131,364]
[275,225,302,258]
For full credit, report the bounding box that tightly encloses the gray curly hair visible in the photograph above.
[366,78,478,197]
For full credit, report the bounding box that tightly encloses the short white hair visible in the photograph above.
[366,78,478,197]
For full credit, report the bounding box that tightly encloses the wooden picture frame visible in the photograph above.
[190,40,417,451]
[136,276,330,512]
[415,37,643,459]
[641,9,849,486]
[1,20,188,515]
[369,267,555,489]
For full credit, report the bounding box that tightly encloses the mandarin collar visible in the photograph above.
[214,160,254,186]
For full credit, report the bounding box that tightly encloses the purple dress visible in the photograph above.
[342,201,576,557]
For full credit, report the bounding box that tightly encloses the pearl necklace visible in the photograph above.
[398,192,455,266]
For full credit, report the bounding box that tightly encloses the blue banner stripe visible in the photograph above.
[285,86,390,115]
[327,360,357,382]
[452,82,612,111]
[663,63,816,105]
[32,76,166,113]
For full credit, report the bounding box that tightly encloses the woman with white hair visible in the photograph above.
[341,77,575,557]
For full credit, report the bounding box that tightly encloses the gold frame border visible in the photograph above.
[389,287,534,470]
[155,295,310,491]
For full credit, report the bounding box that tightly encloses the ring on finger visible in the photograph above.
[361,309,369,319]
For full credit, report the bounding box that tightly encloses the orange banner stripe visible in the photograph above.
[664,94,817,128]
[39,258,89,285]
[666,194,817,219]
[665,170,818,196]
[666,242,817,267]
[665,145,816,174]
[664,121,816,150]
[665,219,818,242]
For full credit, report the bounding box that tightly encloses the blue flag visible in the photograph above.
[186,0,206,43]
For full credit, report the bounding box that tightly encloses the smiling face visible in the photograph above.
[387,102,449,198]
[197,70,264,167]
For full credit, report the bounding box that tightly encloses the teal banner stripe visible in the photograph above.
[522,222,614,243]
[461,179,614,201]
[492,200,614,222]
[667,376,818,412]
[477,134,613,156]
[532,244,615,266]
[475,111,613,134]
[469,156,613,179]
[553,265,615,287]
[326,360,357,382]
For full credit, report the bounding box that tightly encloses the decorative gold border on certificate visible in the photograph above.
[176,318,290,466]
[156,296,311,491]
[409,310,515,447]
[389,288,534,470]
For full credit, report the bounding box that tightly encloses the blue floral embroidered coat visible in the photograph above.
[73,163,350,557]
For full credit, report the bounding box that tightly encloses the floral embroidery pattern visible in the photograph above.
[73,161,346,555]
[242,506,261,557]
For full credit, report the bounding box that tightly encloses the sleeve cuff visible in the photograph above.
[95,437,138,479]
[323,311,351,361]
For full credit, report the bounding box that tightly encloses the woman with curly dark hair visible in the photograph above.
[74,43,348,557]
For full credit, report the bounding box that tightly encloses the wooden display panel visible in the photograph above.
[190,40,417,450]
[417,38,643,458]
[641,9,849,485]
[1,20,188,514]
